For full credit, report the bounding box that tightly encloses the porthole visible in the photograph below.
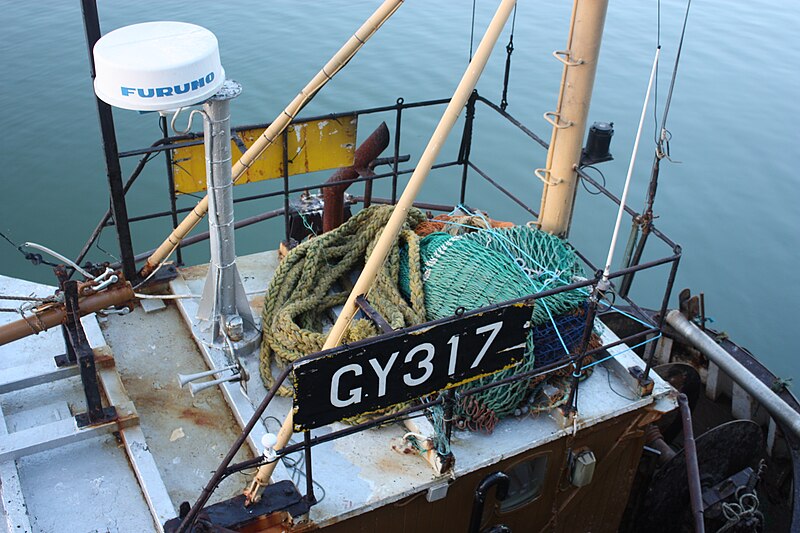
[499,455,548,512]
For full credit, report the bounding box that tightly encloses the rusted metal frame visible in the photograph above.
[80,0,137,284]
[282,131,291,244]
[362,168,376,208]
[475,94,549,149]
[121,97,453,160]
[467,161,538,217]
[53,269,78,368]
[125,161,460,225]
[222,324,662,478]
[365,154,409,208]
[576,167,679,252]
[54,324,77,367]
[642,249,681,381]
[161,115,183,266]
[613,290,660,328]
[117,208,286,268]
[458,91,478,204]
[391,98,404,203]
[303,430,316,505]
[352,196,455,213]
[354,295,393,334]
[62,279,117,427]
[562,272,604,414]
[678,394,706,533]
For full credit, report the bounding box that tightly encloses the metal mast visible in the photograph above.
[196,81,258,351]
[536,0,609,237]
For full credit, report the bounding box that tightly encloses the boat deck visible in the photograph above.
[0,251,675,532]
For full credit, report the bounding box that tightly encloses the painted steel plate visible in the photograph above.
[171,116,357,194]
[291,302,532,431]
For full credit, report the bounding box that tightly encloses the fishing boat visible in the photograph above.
[0,1,797,532]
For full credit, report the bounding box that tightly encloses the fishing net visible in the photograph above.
[259,206,591,435]
[418,224,589,434]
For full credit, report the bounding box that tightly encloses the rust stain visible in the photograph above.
[372,454,407,476]
[179,407,218,428]
[250,294,265,311]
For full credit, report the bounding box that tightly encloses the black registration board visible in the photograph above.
[291,302,532,431]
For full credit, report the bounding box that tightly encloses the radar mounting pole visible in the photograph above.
[536,0,609,237]
[195,81,258,349]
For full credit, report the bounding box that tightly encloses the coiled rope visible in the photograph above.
[259,205,427,406]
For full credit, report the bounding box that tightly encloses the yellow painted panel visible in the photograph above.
[171,116,357,194]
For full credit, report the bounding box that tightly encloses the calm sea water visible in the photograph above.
[1,1,797,382]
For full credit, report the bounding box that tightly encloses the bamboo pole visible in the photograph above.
[243,0,518,503]
[140,0,405,276]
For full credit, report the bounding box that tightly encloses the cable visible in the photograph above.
[22,242,94,278]
[468,0,477,62]
[579,165,607,195]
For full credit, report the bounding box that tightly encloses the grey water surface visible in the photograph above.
[1,1,797,382]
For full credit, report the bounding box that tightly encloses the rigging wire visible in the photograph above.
[500,3,517,110]
[619,0,692,297]
[468,0,477,62]
[0,230,61,270]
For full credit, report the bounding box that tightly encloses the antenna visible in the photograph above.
[94,22,258,354]
[600,47,661,290]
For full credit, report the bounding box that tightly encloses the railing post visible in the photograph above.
[161,115,183,266]
[80,0,138,283]
[63,279,117,427]
[303,430,316,504]
[391,98,404,204]
[459,91,478,205]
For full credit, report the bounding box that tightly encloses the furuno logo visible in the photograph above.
[120,72,215,98]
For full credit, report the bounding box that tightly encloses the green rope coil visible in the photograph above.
[259,205,427,404]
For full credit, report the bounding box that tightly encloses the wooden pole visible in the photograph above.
[536,0,609,237]
[244,0,518,503]
[140,0,405,276]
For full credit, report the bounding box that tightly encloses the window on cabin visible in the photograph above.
[500,455,548,512]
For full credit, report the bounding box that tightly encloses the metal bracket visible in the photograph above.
[553,49,585,67]
[63,279,119,427]
[543,111,574,129]
[163,480,309,533]
[534,168,563,186]
[629,365,655,397]
[355,295,394,334]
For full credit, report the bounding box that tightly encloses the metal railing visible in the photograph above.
[81,89,681,530]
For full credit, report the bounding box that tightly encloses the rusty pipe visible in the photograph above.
[322,122,389,232]
[0,282,134,346]
[678,393,705,533]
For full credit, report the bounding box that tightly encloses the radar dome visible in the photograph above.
[93,21,225,112]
